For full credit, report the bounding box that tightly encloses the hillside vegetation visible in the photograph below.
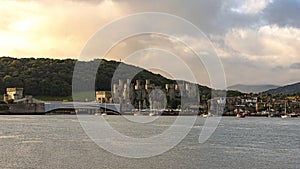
[0,57,215,98]
[0,57,244,101]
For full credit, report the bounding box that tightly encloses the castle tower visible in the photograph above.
[6,88,23,100]
[119,79,124,88]
[135,80,140,90]
[145,79,150,90]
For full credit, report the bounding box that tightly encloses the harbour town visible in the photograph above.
[1,83,300,118]
[1,57,299,118]
[1,1,300,168]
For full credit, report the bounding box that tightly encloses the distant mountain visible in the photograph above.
[228,84,279,94]
[265,82,300,95]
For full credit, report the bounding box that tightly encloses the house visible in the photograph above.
[96,91,112,103]
[3,88,23,103]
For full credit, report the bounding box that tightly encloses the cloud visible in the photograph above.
[103,34,213,86]
[1,0,300,86]
[0,0,126,58]
[224,25,300,66]
[221,55,300,86]
[290,63,300,69]
[230,0,273,15]
[115,0,225,34]
[272,65,285,71]
[263,0,300,27]
[216,23,300,86]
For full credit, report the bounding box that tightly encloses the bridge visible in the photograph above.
[44,102,121,114]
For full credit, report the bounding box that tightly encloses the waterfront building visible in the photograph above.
[3,88,23,103]
[165,84,176,100]
[6,87,23,100]
[95,91,112,103]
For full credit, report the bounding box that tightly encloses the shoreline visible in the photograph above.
[0,112,298,118]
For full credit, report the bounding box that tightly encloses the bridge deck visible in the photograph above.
[44,102,120,113]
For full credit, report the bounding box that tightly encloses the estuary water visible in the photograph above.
[0,115,299,169]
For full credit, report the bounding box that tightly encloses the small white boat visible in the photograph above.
[202,113,213,118]
[149,112,156,116]
[281,113,298,118]
[236,114,245,118]
[202,114,208,118]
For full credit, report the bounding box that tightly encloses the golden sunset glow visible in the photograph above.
[0,0,124,58]
[1,0,300,85]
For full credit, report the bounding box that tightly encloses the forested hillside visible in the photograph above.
[0,57,243,100]
[0,57,75,96]
[0,57,181,97]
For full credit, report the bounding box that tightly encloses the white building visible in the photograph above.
[4,88,23,102]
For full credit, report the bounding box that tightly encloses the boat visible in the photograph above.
[102,103,107,116]
[289,113,298,118]
[236,114,245,118]
[149,112,156,116]
[280,101,295,118]
[281,113,298,118]
[202,112,213,118]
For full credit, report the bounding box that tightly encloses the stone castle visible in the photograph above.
[96,79,198,111]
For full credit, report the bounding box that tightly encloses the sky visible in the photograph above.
[1,0,300,87]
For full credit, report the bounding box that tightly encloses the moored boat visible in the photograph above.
[236,114,245,118]
[149,112,156,116]
[202,112,213,118]
[281,113,298,118]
